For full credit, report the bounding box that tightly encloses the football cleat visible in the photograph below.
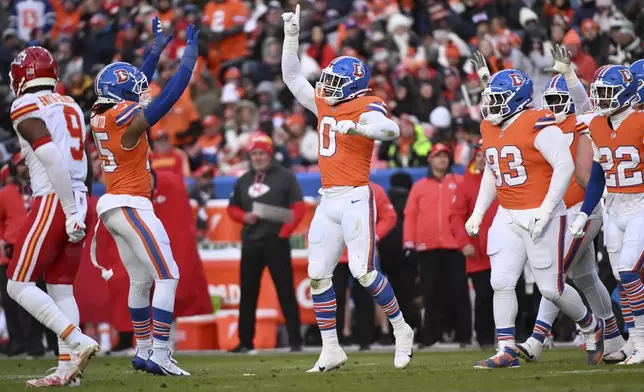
[583,317,604,365]
[132,349,150,371]
[64,334,100,384]
[306,346,348,373]
[26,367,80,388]
[147,350,191,376]
[516,337,543,362]
[394,324,414,369]
[618,349,644,365]
[604,339,633,364]
[473,346,520,369]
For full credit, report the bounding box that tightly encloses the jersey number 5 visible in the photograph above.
[598,146,643,187]
[64,107,85,161]
[485,146,528,187]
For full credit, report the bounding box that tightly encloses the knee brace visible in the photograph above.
[128,280,154,309]
[357,270,378,287]
[309,277,332,295]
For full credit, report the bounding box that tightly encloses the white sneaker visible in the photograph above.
[394,324,414,369]
[64,334,100,384]
[26,367,80,388]
[603,336,628,364]
[306,346,347,373]
[618,349,644,365]
[147,350,191,376]
[516,337,543,362]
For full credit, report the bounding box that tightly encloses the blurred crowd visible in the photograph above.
[0,0,641,189]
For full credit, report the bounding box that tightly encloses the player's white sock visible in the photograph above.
[530,296,559,344]
[6,281,80,341]
[128,280,154,353]
[360,271,406,333]
[311,281,339,347]
[151,279,178,357]
[48,284,79,374]
[493,289,518,349]
[552,284,592,330]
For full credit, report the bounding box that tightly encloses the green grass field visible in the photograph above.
[1,349,643,391]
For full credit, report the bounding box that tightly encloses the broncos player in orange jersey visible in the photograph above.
[464,65,606,368]
[281,5,414,372]
[89,18,199,376]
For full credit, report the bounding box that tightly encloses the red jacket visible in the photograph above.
[0,184,29,265]
[339,182,397,263]
[150,148,189,180]
[449,158,499,274]
[403,173,462,251]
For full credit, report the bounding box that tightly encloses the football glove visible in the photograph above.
[151,16,172,56]
[180,24,200,70]
[333,120,364,136]
[465,212,483,237]
[528,207,550,242]
[65,213,86,243]
[469,51,491,85]
[544,44,572,76]
[569,212,589,239]
[282,4,300,38]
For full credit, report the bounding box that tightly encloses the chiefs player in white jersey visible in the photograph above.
[7,47,99,387]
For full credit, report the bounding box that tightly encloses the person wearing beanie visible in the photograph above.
[226,132,305,353]
[449,141,497,349]
[403,143,471,348]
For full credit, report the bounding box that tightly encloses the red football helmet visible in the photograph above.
[10,46,59,97]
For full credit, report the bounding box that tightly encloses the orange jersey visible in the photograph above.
[589,110,644,194]
[90,101,151,199]
[202,0,249,62]
[481,108,557,210]
[560,114,590,208]
[315,96,384,188]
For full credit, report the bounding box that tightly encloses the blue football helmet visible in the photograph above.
[315,56,370,105]
[481,69,533,125]
[95,62,151,107]
[543,74,575,123]
[629,59,644,106]
[590,64,637,116]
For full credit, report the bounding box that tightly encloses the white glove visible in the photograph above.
[465,212,483,237]
[602,187,608,200]
[469,51,491,85]
[569,212,589,239]
[544,44,572,76]
[65,213,86,243]
[281,4,300,38]
[528,207,550,242]
[333,120,365,136]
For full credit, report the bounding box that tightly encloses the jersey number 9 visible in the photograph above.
[64,107,85,161]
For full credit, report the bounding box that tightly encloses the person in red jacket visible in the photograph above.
[333,182,397,350]
[0,155,46,357]
[150,131,191,180]
[449,141,498,348]
[403,143,471,347]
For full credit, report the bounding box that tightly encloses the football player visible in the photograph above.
[8,46,99,386]
[89,18,198,375]
[630,60,644,110]
[281,5,414,371]
[570,64,644,365]
[466,68,605,368]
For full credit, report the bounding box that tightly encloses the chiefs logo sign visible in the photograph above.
[114,69,129,83]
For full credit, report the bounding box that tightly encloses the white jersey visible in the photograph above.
[11,91,88,197]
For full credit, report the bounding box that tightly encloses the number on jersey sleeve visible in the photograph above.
[485,146,528,187]
[598,146,643,187]
[63,107,84,161]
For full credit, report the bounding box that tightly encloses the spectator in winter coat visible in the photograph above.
[149,131,191,181]
[403,143,471,347]
[306,22,336,69]
[449,143,498,349]
[378,114,431,168]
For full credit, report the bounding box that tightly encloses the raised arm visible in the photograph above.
[140,17,172,82]
[122,24,199,149]
[281,4,317,116]
[544,44,591,113]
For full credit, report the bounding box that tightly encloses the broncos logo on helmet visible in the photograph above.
[94,62,152,108]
